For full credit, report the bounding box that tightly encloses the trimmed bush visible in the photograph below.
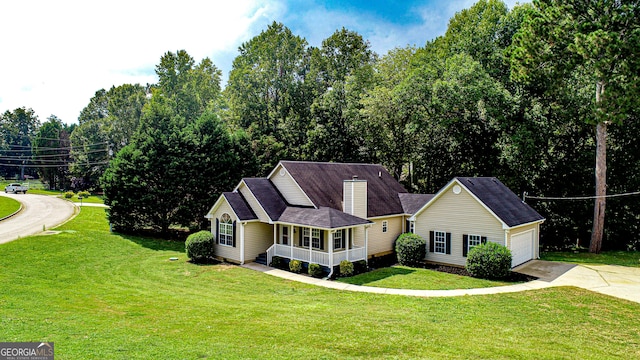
[185,230,215,263]
[395,233,426,266]
[64,191,75,199]
[289,259,302,273]
[339,260,354,277]
[77,190,91,198]
[271,256,285,269]
[353,260,368,274]
[466,242,512,279]
[308,263,323,278]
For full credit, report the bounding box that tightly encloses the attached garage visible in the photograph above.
[511,229,534,267]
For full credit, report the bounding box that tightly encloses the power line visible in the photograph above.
[0,142,109,152]
[0,161,110,168]
[524,191,640,201]
[0,149,107,160]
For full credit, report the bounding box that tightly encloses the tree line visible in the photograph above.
[2,0,638,252]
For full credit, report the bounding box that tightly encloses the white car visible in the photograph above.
[4,183,28,194]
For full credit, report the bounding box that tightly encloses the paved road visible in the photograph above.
[0,193,76,244]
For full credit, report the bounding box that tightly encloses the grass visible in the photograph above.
[337,265,515,290]
[1,208,639,359]
[541,250,640,267]
[0,196,21,218]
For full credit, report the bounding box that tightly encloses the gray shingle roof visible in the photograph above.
[242,178,287,221]
[223,192,257,221]
[399,193,434,214]
[456,177,545,227]
[278,207,372,229]
[280,161,407,217]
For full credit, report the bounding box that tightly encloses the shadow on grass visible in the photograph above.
[117,233,186,253]
[338,267,415,286]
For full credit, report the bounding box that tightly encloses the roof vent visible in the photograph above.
[352,175,358,180]
[378,171,382,177]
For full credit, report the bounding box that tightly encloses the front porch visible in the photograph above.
[265,224,368,267]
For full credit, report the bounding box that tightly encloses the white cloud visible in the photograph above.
[0,0,274,124]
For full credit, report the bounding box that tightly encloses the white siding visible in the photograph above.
[343,180,367,218]
[210,200,241,262]
[244,222,274,262]
[269,164,314,206]
[415,185,505,267]
[367,216,403,257]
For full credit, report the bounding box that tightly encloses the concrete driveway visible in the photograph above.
[0,193,76,244]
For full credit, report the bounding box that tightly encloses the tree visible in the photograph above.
[33,115,72,190]
[510,0,640,253]
[226,22,310,171]
[306,28,377,162]
[0,107,40,179]
[71,84,148,190]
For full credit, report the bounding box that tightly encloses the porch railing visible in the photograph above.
[273,243,366,267]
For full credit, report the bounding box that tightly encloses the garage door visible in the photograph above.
[511,230,534,267]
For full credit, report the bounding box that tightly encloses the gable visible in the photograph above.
[279,161,407,218]
[456,177,545,227]
[268,163,315,207]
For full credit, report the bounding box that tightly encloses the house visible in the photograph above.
[205,161,544,273]
[409,177,545,268]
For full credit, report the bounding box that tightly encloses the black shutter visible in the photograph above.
[320,230,324,250]
[445,232,451,255]
[463,234,469,257]
[215,218,219,244]
[405,220,410,233]
[299,228,303,247]
[429,231,434,253]
[481,236,487,244]
[232,221,237,247]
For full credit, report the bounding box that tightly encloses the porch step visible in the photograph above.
[255,252,268,266]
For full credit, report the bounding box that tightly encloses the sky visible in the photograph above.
[0,0,526,125]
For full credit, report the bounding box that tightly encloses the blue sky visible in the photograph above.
[0,0,526,124]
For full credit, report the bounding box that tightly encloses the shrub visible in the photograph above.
[465,242,512,279]
[77,190,91,198]
[64,191,75,199]
[395,233,426,266]
[289,259,302,273]
[308,263,323,278]
[339,260,354,277]
[270,256,284,269]
[185,230,214,263]
[353,260,368,274]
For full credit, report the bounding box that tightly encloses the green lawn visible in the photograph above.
[0,196,21,218]
[1,208,639,359]
[337,265,515,290]
[541,250,640,267]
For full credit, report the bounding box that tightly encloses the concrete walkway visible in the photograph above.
[242,260,640,304]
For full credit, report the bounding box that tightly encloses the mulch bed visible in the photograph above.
[422,263,538,282]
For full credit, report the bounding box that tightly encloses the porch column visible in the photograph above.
[329,230,334,267]
[365,225,369,264]
[273,225,277,246]
[346,228,350,261]
[308,226,312,263]
[290,225,294,259]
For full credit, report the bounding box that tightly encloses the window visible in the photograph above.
[303,228,322,249]
[409,221,415,234]
[219,213,233,246]
[468,234,482,252]
[312,229,321,249]
[382,220,388,233]
[434,231,446,254]
[282,226,289,245]
[333,230,344,249]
